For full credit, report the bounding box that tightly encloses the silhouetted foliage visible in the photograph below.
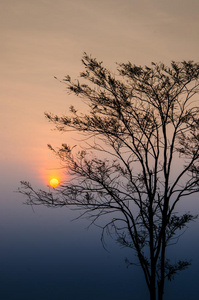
[19,54,199,300]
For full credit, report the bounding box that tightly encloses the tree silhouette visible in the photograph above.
[19,54,199,300]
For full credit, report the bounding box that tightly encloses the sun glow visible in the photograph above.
[49,178,60,187]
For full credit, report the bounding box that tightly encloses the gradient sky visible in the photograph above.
[1,1,199,299]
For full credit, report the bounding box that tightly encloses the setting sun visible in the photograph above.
[49,178,60,187]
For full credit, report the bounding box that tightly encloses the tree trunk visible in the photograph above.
[150,261,156,300]
[150,285,156,300]
[158,282,164,300]
[158,236,166,300]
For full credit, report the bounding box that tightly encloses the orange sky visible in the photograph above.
[1,0,199,189]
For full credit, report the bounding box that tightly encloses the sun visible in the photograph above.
[49,178,60,188]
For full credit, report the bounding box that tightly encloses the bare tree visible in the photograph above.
[19,54,199,300]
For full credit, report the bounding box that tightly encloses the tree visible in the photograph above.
[19,54,199,300]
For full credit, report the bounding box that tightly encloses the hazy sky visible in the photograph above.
[1,1,199,299]
[1,0,199,185]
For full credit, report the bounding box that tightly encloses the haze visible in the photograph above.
[1,1,199,299]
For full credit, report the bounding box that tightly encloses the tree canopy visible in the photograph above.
[20,54,199,300]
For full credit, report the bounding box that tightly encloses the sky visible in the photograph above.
[1,0,199,299]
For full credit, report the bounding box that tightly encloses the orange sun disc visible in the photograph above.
[49,178,59,187]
